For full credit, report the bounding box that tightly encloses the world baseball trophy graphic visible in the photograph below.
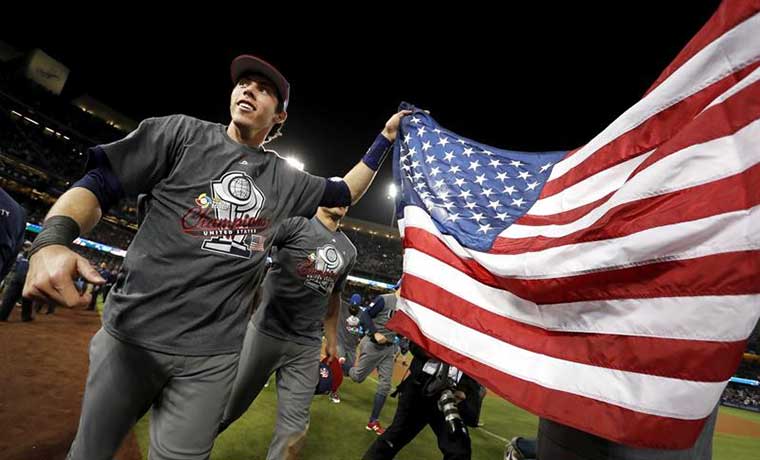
[201,171,265,258]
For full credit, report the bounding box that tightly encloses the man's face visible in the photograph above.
[229,73,286,133]
[320,206,348,220]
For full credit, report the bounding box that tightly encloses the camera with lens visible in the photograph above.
[437,388,466,436]
[423,363,467,436]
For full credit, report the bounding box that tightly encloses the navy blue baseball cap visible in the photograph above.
[230,55,290,111]
[315,362,334,395]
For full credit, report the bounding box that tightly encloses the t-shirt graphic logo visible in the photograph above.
[301,244,344,295]
[200,171,266,259]
[315,245,343,272]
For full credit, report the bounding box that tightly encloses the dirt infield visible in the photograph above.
[0,305,140,460]
[716,410,760,438]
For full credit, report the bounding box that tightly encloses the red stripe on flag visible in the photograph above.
[404,228,760,303]
[387,311,711,449]
[402,274,747,382]
[493,163,760,255]
[633,78,760,176]
[519,77,760,228]
[516,191,613,226]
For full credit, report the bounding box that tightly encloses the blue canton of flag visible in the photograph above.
[392,102,566,251]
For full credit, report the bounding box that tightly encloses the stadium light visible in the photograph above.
[386,183,400,227]
[285,156,304,171]
[387,183,398,199]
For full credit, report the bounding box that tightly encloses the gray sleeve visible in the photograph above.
[272,217,307,247]
[98,115,188,197]
[335,249,356,293]
[284,168,327,218]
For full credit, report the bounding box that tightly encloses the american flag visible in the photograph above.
[387,0,760,449]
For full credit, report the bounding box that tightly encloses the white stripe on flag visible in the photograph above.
[403,203,760,278]
[504,116,760,237]
[404,248,760,341]
[398,297,726,419]
[528,150,653,216]
[702,65,760,113]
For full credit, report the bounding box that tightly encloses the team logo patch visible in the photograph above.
[195,193,213,208]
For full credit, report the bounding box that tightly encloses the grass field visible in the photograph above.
[98,305,760,460]
[133,376,523,460]
[95,303,760,459]
[718,406,760,423]
[131,375,760,460]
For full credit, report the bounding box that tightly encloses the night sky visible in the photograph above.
[7,1,720,224]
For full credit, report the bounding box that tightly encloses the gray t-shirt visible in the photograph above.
[254,216,357,346]
[337,299,362,350]
[369,293,399,342]
[100,115,326,355]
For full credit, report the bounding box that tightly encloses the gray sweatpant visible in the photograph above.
[220,321,320,460]
[337,333,360,367]
[348,336,396,397]
[67,328,239,460]
[537,403,719,460]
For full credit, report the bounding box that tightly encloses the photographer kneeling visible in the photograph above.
[362,340,485,460]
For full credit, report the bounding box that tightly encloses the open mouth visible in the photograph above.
[237,101,256,112]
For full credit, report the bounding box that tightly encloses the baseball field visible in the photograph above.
[1,304,758,459]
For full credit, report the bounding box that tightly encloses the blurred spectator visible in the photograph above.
[721,384,760,411]
[341,227,402,282]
